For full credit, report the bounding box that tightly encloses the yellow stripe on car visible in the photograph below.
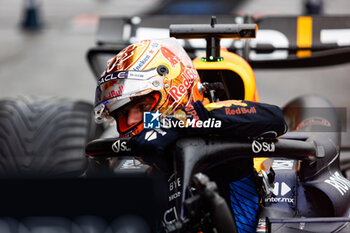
[297,16,312,58]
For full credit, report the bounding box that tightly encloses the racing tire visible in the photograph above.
[0,96,102,177]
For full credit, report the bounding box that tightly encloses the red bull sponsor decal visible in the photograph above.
[225,106,257,115]
[168,68,198,102]
[103,79,118,90]
[105,84,124,99]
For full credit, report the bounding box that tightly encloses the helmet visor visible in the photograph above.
[94,68,164,108]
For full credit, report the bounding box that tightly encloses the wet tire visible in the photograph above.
[0,96,101,177]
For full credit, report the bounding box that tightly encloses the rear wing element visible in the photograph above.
[170,17,256,61]
[87,15,350,77]
[250,15,350,68]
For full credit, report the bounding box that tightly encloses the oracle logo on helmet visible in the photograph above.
[98,72,127,86]
[168,68,198,102]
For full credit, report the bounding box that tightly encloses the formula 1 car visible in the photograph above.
[87,13,350,176]
[0,13,350,233]
[84,17,350,232]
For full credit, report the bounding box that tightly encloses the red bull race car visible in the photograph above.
[0,12,350,233]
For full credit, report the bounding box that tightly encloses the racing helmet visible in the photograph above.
[94,38,203,137]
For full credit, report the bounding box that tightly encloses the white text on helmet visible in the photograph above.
[98,72,127,86]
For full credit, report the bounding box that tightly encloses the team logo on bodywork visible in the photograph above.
[252,140,275,153]
[112,140,131,153]
[324,171,350,196]
[265,182,295,204]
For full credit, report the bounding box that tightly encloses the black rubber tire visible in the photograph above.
[0,96,101,178]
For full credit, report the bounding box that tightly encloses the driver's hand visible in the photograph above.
[128,127,181,168]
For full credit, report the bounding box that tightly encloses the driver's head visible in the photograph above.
[94,38,203,137]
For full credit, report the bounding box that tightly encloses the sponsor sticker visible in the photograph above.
[272,160,294,170]
[168,177,182,201]
[324,171,350,196]
[144,129,167,141]
[132,41,160,70]
[128,72,144,78]
[105,83,124,99]
[112,140,131,153]
[168,67,198,102]
[120,159,142,169]
[163,207,178,224]
[272,182,291,196]
[265,197,294,203]
[265,182,294,204]
[252,140,275,153]
[98,71,128,86]
[169,177,181,191]
[134,54,152,70]
[144,130,157,141]
[225,106,257,115]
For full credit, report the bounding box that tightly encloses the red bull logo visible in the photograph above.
[105,84,124,99]
[168,68,198,102]
[225,106,257,115]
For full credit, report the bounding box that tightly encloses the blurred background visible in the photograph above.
[1,0,350,143]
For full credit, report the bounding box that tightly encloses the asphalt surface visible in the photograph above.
[1,0,350,147]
